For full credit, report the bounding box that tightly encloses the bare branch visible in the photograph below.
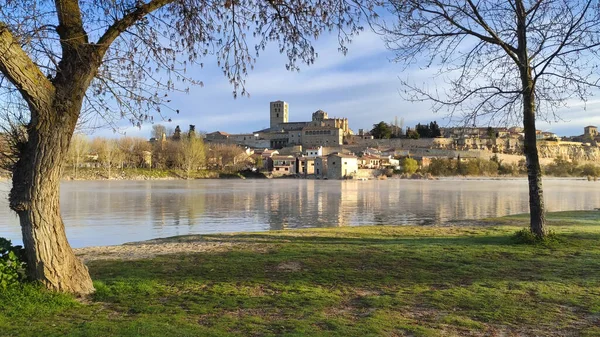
[0,23,54,112]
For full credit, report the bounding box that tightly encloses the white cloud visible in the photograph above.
[92,28,598,138]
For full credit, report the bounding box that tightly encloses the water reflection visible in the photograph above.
[0,179,598,248]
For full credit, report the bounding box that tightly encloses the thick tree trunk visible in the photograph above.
[521,86,547,238]
[9,103,94,295]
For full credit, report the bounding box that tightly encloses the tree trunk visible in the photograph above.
[9,103,94,295]
[515,1,547,238]
[521,84,547,238]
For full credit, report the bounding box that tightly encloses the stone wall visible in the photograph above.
[350,138,454,149]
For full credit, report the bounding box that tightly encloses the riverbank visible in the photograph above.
[60,167,268,180]
[2,211,599,336]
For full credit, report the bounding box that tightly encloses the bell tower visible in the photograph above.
[270,100,288,128]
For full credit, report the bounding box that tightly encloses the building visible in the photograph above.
[298,157,316,177]
[270,100,289,128]
[268,155,297,176]
[314,156,327,179]
[327,153,358,179]
[584,125,598,138]
[304,146,323,158]
[205,131,230,141]
[254,101,352,149]
[301,126,343,148]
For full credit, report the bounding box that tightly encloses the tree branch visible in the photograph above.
[95,0,175,56]
[0,23,54,112]
[54,0,89,51]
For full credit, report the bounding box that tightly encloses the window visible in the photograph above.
[277,113,279,117]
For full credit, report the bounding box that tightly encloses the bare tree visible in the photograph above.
[118,137,152,168]
[383,0,600,238]
[92,137,122,179]
[177,134,206,178]
[68,134,90,179]
[0,0,374,293]
[151,124,167,141]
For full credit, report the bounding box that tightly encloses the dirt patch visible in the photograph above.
[275,261,303,272]
[75,240,240,263]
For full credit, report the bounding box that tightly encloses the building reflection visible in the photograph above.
[2,179,597,247]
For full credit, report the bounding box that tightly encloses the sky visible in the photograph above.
[93,30,599,140]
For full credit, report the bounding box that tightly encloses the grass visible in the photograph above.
[1,211,600,336]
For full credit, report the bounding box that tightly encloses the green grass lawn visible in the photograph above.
[1,211,600,336]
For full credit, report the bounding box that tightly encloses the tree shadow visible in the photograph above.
[88,231,600,289]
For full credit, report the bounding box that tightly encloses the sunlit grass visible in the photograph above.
[1,211,599,336]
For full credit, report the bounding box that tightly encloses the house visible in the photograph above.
[304,146,323,158]
[327,153,358,179]
[359,155,382,169]
[268,155,297,176]
[298,157,316,177]
[256,149,279,170]
[205,131,230,142]
[314,156,327,179]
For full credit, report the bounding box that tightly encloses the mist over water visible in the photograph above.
[0,179,598,248]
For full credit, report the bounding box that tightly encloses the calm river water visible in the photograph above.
[0,179,598,248]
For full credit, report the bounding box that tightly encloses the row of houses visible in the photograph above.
[257,146,401,179]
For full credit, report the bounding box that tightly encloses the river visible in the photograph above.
[0,178,598,248]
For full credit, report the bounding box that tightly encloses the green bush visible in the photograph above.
[401,157,419,174]
[544,156,579,176]
[511,229,558,246]
[428,158,456,176]
[0,238,26,289]
[580,163,600,177]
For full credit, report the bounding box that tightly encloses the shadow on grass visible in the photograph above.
[193,233,515,246]
[88,231,600,290]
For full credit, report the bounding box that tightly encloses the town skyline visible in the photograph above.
[88,31,599,140]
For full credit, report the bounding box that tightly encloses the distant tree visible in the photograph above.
[427,158,455,176]
[68,134,89,179]
[581,163,600,177]
[172,126,182,141]
[384,0,600,238]
[118,137,151,168]
[401,157,418,174]
[151,124,167,141]
[430,121,441,137]
[92,138,122,179]
[177,135,206,179]
[371,121,393,139]
[390,116,404,138]
[406,128,420,139]
[415,123,429,138]
[415,121,441,138]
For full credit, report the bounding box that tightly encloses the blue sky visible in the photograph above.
[94,30,598,139]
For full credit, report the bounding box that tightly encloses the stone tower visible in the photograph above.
[270,100,288,128]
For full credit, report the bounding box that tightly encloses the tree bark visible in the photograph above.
[522,90,547,237]
[515,0,546,238]
[9,102,94,295]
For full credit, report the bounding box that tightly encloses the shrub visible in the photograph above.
[511,229,558,246]
[0,238,26,289]
[401,157,419,174]
[428,158,456,176]
[580,163,600,177]
[544,156,579,176]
